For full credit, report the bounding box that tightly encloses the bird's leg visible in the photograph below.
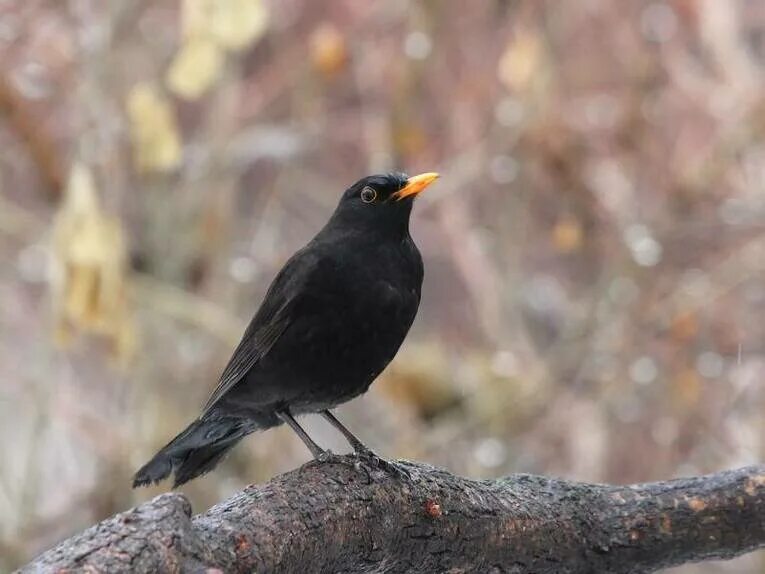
[277,410,331,461]
[321,410,369,452]
[321,410,411,480]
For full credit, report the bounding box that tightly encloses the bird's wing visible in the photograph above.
[201,248,314,413]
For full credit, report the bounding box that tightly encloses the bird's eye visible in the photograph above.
[360,186,377,203]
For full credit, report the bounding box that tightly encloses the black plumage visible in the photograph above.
[133,171,438,487]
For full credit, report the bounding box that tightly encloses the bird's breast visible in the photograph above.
[250,236,422,412]
[293,242,419,375]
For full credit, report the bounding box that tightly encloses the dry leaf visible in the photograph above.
[670,311,699,341]
[210,0,268,51]
[310,23,348,77]
[672,368,701,409]
[498,32,543,93]
[169,0,268,100]
[393,122,427,157]
[126,83,182,172]
[166,36,225,100]
[182,0,268,52]
[51,163,136,365]
[552,215,584,253]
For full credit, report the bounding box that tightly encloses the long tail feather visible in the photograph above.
[132,416,254,488]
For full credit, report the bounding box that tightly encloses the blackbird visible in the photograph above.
[133,171,438,487]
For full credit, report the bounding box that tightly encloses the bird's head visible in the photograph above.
[329,172,439,237]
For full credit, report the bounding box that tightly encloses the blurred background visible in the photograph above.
[1,0,764,571]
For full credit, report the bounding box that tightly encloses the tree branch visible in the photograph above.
[21,459,765,573]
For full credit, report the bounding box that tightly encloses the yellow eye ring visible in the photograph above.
[360,186,377,203]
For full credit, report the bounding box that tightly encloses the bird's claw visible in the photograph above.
[353,448,412,481]
[301,449,351,475]
[377,458,414,481]
[315,449,336,463]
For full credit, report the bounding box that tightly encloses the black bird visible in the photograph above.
[133,171,438,487]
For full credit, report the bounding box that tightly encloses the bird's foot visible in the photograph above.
[352,448,413,481]
[301,449,346,473]
[304,449,376,481]
[315,449,337,463]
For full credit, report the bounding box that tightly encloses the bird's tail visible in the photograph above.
[133,415,255,488]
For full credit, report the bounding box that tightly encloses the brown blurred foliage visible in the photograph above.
[0,1,763,571]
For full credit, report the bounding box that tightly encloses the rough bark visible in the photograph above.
[20,459,765,574]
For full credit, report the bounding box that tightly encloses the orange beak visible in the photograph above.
[392,172,439,201]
